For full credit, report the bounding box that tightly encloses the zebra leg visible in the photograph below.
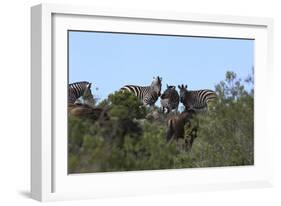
[168,136,175,145]
[184,136,190,151]
[166,120,174,143]
[187,127,198,151]
[166,128,173,143]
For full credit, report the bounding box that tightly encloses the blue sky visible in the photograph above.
[68,31,254,103]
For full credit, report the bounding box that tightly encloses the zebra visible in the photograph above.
[178,84,217,111]
[166,109,198,151]
[121,76,162,106]
[68,81,96,107]
[160,84,179,113]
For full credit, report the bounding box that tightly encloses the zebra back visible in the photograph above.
[68,81,94,105]
[121,85,159,106]
[120,76,162,106]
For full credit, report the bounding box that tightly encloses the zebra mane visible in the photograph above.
[69,81,90,86]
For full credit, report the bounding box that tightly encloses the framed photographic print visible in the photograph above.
[31,3,274,201]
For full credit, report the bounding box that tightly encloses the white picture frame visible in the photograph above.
[31,3,274,202]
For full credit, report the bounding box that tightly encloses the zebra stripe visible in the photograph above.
[121,86,159,106]
[121,76,162,106]
[68,81,94,105]
[160,85,179,113]
[178,84,217,111]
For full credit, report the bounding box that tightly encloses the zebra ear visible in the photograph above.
[178,85,181,89]
[87,83,92,89]
[185,85,187,89]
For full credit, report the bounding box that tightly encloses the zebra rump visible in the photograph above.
[178,84,217,111]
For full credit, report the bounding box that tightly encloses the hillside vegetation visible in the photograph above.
[68,71,254,173]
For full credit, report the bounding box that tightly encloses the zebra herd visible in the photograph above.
[120,76,217,113]
[68,77,217,113]
[68,77,217,149]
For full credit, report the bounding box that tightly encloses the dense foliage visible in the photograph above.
[68,71,254,173]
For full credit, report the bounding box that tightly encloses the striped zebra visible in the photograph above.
[121,76,162,106]
[178,84,217,111]
[160,84,179,113]
[68,81,95,107]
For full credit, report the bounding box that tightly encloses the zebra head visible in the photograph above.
[151,76,162,97]
[82,83,96,107]
[161,84,176,99]
[178,84,188,103]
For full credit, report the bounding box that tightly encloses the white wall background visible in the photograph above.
[0,0,280,205]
